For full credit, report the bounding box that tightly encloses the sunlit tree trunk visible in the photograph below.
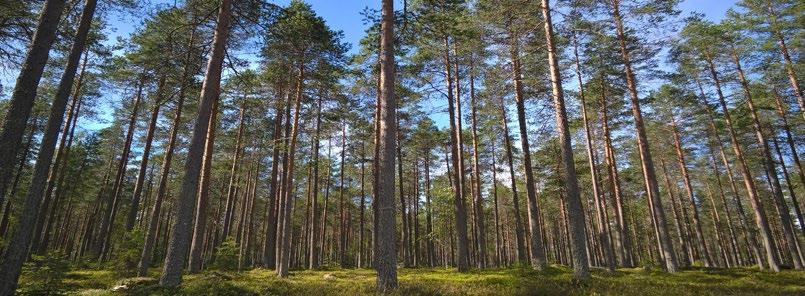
[138,30,192,276]
[189,95,219,273]
[126,76,166,232]
[99,76,144,260]
[509,33,547,270]
[704,53,780,272]
[444,37,471,272]
[277,65,304,278]
[570,32,612,273]
[670,116,713,266]
[0,0,95,291]
[468,58,487,268]
[771,90,805,236]
[159,0,231,286]
[609,0,677,272]
[598,77,634,267]
[499,94,527,265]
[731,50,802,270]
[542,0,590,277]
[375,0,398,289]
[0,0,67,207]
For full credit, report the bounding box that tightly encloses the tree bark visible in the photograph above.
[499,94,527,265]
[309,95,323,269]
[0,0,67,207]
[704,53,780,271]
[126,75,166,231]
[262,95,285,268]
[598,78,634,267]
[570,31,612,273]
[137,31,192,277]
[159,0,231,286]
[510,34,547,270]
[99,75,144,260]
[771,90,805,236]
[222,105,247,240]
[670,116,713,266]
[442,37,471,272]
[542,0,591,277]
[189,95,219,273]
[339,122,349,267]
[0,0,95,291]
[609,0,677,272]
[277,65,304,278]
[468,58,487,268]
[375,0,398,289]
[731,50,802,269]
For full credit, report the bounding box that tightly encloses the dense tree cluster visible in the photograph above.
[0,0,802,292]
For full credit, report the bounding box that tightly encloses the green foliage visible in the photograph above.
[109,230,144,277]
[214,238,240,271]
[17,251,70,296]
[183,272,257,296]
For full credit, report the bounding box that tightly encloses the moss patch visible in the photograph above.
[20,265,805,295]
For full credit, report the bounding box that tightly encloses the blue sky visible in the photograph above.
[2,0,740,132]
[105,0,739,57]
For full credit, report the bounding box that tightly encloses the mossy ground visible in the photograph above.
[20,265,805,295]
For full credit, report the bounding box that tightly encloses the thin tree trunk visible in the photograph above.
[189,95,219,273]
[37,62,86,253]
[309,95,323,269]
[444,37,471,272]
[499,95,527,265]
[704,53,780,271]
[396,118,410,267]
[670,116,713,266]
[358,143,366,268]
[510,34,547,270]
[339,122,349,268]
[159,0,231,286]
[771,90,805,236]
[468,58,487,268]
[223,105,247,240]
[137,30,192,277]
[599,78,633,267]
[262,96,285,268]
[277,65,304,278]
[99,75,144,260]
[570,31,611,273]
[610,0,677,272]
[731,50,802,269]
[126,76,166,231]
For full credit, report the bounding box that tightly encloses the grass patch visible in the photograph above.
[18,265,805,295]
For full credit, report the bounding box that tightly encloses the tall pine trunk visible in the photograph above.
[137,32,192,276]
[610,0,677,272]
[159,0,231,286]
[126,76,166,231]
[510,34,547,270]
[704,54,780,271]
[375,0,398,289]
[542,0,590,277]
[0,0,96,291]
[99,76,144,260]
[669,116,713,266]
[0,0,67,206]
[731,50,802,269]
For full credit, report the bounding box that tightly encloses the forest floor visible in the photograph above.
[19,265,805,295]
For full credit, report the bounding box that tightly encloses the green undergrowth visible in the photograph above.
[18,265,805,295]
